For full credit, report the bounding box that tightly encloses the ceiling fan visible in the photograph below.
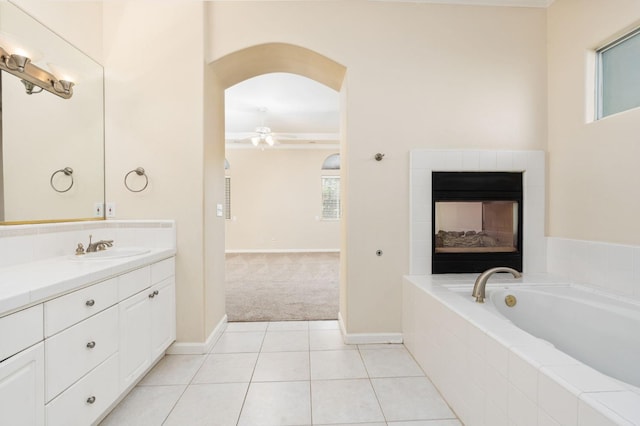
[249,126,277,147]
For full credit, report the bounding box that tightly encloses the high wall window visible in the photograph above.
[597,28,640,119]
[321,176,340,220]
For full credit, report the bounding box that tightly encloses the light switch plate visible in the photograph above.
[216,203,223,217]
[94,202,104,217]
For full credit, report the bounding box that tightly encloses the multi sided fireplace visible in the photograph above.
[432,172,523,274]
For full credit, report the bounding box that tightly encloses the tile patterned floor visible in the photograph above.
[100,321,461,426]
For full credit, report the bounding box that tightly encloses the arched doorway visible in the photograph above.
[204,43,347,326]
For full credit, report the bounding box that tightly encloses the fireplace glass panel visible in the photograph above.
[434,201,518,253]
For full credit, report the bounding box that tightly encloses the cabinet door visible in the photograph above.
[118,291,151,391]
[0,343,44,426]
[150,277,176,360]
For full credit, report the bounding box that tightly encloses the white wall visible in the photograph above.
[11,1,103,64]
[208,1,547,333]
[225,148,340,252]
[547,0,640,245]
[102,2,211,344]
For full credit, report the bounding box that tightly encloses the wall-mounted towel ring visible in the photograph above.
[124,167,149,192]
[50,167,74,193]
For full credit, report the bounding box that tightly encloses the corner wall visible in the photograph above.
[547,0,640,245]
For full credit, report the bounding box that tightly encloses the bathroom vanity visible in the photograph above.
[0,240,176,426]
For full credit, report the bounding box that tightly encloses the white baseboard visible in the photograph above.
[344,332,403,345]
[225,249,340,254]
[338,312,403,345]
[166,314,228,355]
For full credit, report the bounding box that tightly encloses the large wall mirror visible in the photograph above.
[0,2,104,224]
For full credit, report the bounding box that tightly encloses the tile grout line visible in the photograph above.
[159,352,209,425]
[357,344,389,425]
[235,327,268,426]
[306,321,314,425]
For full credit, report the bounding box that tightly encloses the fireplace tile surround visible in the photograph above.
[410,149,547,275]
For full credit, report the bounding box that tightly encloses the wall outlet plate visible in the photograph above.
[106,202,116,218]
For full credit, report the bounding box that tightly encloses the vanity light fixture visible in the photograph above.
[52,79,74,95]
[3,51,30,72]
[0,45,74,99]
[48,63,76,96]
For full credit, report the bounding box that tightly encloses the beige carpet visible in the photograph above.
[225,252,339,322]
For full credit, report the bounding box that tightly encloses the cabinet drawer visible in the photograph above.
[45,306,118,402]
[118,266,151,301]
[44,278,118,337]
[46,352,119,426]
[0,304,43,362]
[151,257,175,284]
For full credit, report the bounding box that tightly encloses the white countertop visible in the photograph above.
[0,248,176,317]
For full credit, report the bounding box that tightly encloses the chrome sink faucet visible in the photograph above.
[472,267,522,303]
[86,234,114,253]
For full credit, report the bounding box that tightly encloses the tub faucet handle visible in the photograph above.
[75,243,85,256]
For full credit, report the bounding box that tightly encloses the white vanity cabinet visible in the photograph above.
[0,254,175,426]
[0,304,45,426]
[40,255,174,426]
[119,258,175,391]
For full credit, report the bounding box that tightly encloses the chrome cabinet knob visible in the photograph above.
[86,299,95,307]
[86,341,96,349]
[148,292,155,299]
[154,290,159,296]
[86,396,96,404]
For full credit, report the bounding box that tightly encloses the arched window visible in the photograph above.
[321,153,340,170]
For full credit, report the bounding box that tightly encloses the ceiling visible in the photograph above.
[372,0,553,7]
[225,73,340,149]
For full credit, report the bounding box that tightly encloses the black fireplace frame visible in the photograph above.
[431,172,523,274]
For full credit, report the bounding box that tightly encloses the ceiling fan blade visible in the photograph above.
[272,133,299,140]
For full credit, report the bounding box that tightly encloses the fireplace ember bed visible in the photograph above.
[432,172,523,274]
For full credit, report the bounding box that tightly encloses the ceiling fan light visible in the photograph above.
[265,135,275,146]
[251,136,260,146]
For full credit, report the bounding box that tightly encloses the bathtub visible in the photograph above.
[403,274,640,425]
[486,285,640,390]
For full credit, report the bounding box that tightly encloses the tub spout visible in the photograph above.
[472,267,521,303]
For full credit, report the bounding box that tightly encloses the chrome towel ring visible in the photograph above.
[50,167,74,193]
[124,167,149,192]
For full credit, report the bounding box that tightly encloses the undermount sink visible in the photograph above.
[71,248,150,260]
